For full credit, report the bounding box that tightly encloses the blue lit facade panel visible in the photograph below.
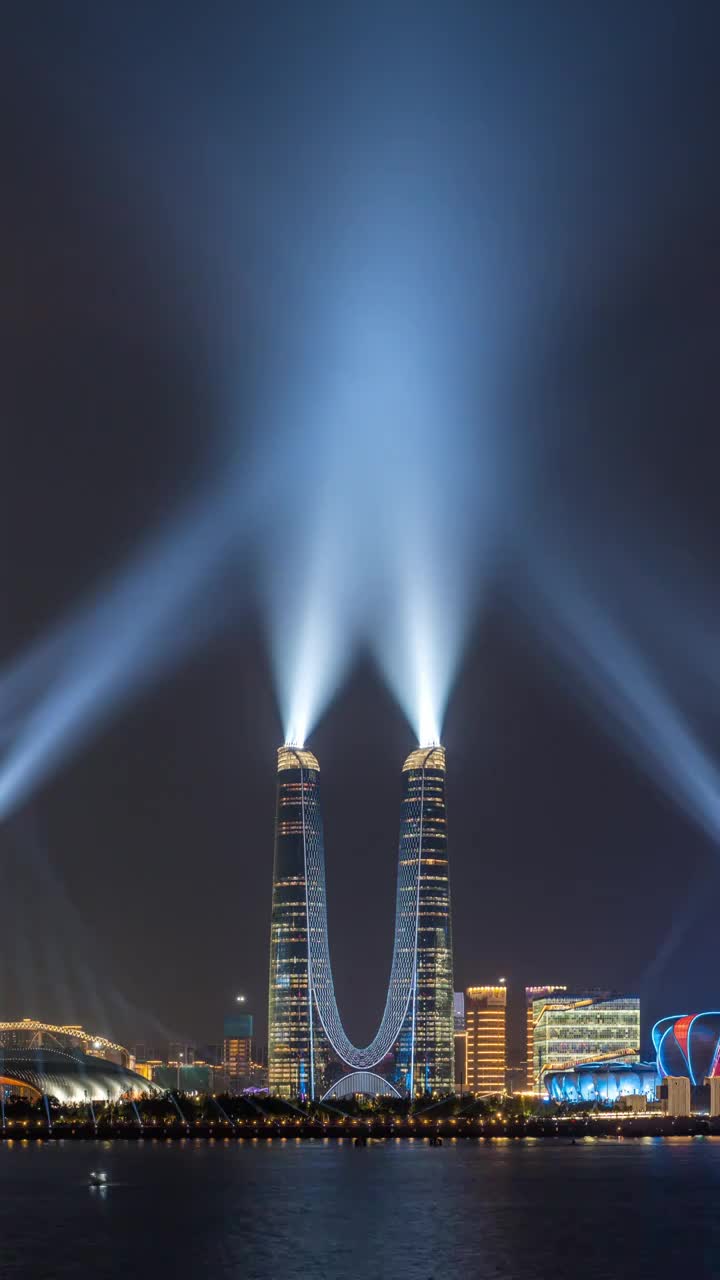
[545,1061,659,1105]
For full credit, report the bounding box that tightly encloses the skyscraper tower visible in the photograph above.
[394,746,454,1095]
[267,743,454,1098]
[267,746,320,1098]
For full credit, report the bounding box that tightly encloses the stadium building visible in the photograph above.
[652,1013,720,1084]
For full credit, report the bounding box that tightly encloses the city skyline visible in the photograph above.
[0,718,689,1071]
[3,1,720,1066]
[3,4,720,1277]
[5,976,718,1110]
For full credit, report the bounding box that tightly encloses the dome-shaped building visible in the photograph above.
[544,1060,659,1105]
[0,1046,158,1103]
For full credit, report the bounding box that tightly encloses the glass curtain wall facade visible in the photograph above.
[532,992,640,1095]
[267,744,454,1098]
[267,747,319,1098]
[396,747,454,1095]
[525,986,567,1090]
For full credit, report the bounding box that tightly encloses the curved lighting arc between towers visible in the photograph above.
[268,743,454,1097]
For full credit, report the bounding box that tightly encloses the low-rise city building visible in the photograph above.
[661,1075,691,1117]
[545,1059,657,1105]
[532,992,640,1094]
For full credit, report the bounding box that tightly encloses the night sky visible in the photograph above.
[3,2,720,1062]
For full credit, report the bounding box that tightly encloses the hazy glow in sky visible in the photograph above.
[269,515,357,750]
[254,109,500,749]
[0,7,517,804]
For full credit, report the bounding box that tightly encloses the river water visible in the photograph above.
[1,1137,717,1278]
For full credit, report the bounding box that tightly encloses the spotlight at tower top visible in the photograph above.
[373,578,458,750]
[417,664,442,748]
[270,538,357,753]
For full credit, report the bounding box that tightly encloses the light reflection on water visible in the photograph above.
[1,1139,719,1279]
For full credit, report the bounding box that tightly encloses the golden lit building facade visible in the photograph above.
[0,1019,130,1068]
[224,1014,254,1089]
[532,992,641,1094]
[465,984,507,1094]
[525,986,567,1090]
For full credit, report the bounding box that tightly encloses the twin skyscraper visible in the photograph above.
[268,743,455,1099]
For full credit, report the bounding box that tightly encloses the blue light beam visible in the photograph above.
[0,486,246,820]
[518,549,720,845]
[254,139,503,745]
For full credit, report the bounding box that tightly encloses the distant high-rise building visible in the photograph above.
[525,986,567,1089]
[465,984,507,1094]
[532,992,640,1094]
[224,1014,254,1091]
[168,1042,196,1067]
[268,743,454,1098]
[454,992,465,1032]
[454,992,467,1092]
